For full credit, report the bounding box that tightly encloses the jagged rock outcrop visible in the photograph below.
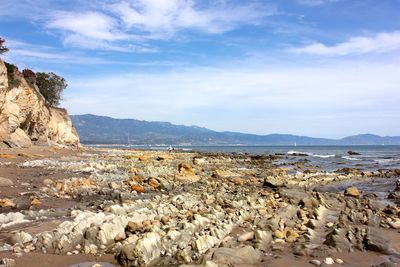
[0,60,80,148]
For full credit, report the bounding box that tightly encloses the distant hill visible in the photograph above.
[70,114,400,145]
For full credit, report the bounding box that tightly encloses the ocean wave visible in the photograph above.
[374,158,397,164]
[342,156,360,161]
[313,154,336,158]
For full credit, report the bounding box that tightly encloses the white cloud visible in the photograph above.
[111,0,270,36]
[291,31,400,56]
[40,1,271,51]
[46,11,128,41]
[2,38,118,64]
[64,61,400,137]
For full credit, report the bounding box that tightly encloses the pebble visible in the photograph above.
[324,257,335,265]
[31,198,41,206]
[238,232,254,242]
[161,215,170,225]
[0,199,15,207]
[326,222,334,228]
[309,259,321,266]
[335,258,344,264]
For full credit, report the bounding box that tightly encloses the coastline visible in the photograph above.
[0,146,399,266]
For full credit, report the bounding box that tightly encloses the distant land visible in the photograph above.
[71,114,400,146]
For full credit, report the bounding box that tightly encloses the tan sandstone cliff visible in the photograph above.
[0,60,80,148]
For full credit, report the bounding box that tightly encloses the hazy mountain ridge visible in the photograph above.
[71,114,400,145]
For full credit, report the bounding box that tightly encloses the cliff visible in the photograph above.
[0,60,80,148]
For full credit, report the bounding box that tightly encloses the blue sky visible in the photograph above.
[1,0,399,138]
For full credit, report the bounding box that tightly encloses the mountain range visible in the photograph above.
[70,114,400,146]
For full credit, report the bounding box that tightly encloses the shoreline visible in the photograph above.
[0,146,399,266]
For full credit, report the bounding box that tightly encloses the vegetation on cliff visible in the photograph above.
[36,72,67,107]
[0,37,8,54]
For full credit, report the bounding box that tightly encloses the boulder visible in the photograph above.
[211,246,261,265]
[0,177,13,187]
[344,187,360,197]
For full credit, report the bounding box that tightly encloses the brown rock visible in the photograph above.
[131,185,145,193]
[0,154,17,159]
[178,163,194,175]
[31,198,41,206]
[126,221,140,233]
[138,154,149,161]
[231,177,245,186]
[148,178,160,189]
[161,215,170,225]
[213,170,240,179]
[344,186,360,197]
[114,232,126,242]
[0,198,15,207]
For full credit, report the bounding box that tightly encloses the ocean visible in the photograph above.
[88,144,400,172]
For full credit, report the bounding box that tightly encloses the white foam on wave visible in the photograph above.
[342,156,360,161]
[374,158,397,164]
[313,154,336,158]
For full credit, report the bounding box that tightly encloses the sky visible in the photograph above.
[0,0,399,138]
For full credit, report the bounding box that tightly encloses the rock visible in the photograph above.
[324,257,334,265]
[213,170,239,179]
[231,177,245,186]
[138,154,149,161]
[364,228,392,254]
[8,231,32,245]
[161,215,169,225]
[0,199,15,208]
[42,178,53,186]
[254,230,272,250]
[0,258,16,267]
[126,221,140,233]
[347,151,360,155]
[114,232,126,242]
[0,177,13,187]
[109,182,120,190]
[0,154,16,159]
[148,178,160,189]
[309,259,321,266]
[30,198,41,206]
[178,163,195,175]
[237,231,254,242]
[131,185,145,193]
[335,258,344,264]
[344,186,360,197]
[274,230,285,239]
[211,246,261,265]
[336,168,361,175]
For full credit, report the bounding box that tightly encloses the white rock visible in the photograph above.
[324,257,334,265]
[335,258,344,264]
[238,231,254,242]
[309,259,321,266]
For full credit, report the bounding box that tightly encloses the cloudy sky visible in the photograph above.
[1,0,399,138]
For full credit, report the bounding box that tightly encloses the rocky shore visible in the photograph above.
[0,147,400,267]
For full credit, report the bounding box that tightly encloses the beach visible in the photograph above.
[0,146,400,267]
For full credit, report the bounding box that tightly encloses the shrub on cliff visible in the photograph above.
[0,38,9,54]
[4,62,21,88]
[36,72,67,107]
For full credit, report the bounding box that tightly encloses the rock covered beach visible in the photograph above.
[0,147,400,267]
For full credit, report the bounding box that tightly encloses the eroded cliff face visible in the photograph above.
[0,60,80,148]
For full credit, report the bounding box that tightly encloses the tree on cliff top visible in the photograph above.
[36,72,67,107]
[0,38,9,54]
